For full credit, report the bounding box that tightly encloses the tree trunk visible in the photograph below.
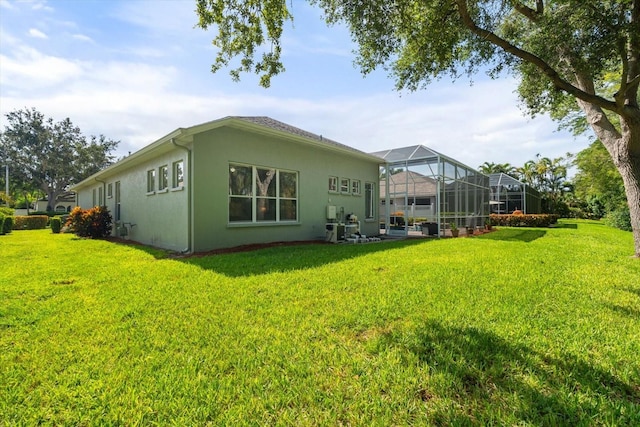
[618,156,640,257]
[601,120,640,257]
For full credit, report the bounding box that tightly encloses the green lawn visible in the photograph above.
[1,221,639,425]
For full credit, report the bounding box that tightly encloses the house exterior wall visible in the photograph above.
[190,127,380,252]
[76,149,189,252]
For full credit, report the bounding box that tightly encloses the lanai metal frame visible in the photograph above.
[371,145,491,237]
[489,173,542,214]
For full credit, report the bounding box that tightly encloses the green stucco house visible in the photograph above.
[71,116,382,252]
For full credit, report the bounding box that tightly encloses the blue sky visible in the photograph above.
[0,0,588,169]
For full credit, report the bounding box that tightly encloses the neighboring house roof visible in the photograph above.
[380,170,437,198]
[72,116,382,191]
[37,191,75,203]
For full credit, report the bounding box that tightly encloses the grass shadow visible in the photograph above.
[102,236,431,277]
[371,319,639,424]
[555,223,578,229]
[479,228,547,243]
[178,238,430,277]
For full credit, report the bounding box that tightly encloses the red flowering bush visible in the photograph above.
[67,206,112,238]
[490,213,559,227]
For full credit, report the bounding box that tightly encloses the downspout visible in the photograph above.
[172,138,192,254]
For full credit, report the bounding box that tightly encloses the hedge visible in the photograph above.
[490,213,559,228]
[0,213,4,235]
[13,215,49,230]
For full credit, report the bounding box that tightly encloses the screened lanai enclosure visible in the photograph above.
[371,145,491,237]
[489,173,542,214]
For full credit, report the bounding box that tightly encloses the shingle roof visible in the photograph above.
[232,116,371,157]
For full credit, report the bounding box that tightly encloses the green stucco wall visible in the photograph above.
[76,149,189,252]
[191,126,380,252]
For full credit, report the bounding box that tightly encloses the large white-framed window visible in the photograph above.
[228,163,298,224]
[146,169,156,194]
[340,178,350,193]
[172,160,184,189]
[328,176,338,193]
[365,182,375,220]
[351,179,361,196]
[158,165,169,191]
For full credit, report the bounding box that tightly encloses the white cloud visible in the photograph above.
[72,33,94,43]
[0,0,15,10]
[28,28,47,39]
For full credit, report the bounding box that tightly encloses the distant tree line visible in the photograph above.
[0,108,119,212]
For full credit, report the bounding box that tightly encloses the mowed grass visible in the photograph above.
[1,220,639,425]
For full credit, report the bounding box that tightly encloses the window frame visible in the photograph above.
[107,183,113,199]
[146,169,156,194]
[158,165,169,192]
[365,181,375,220]
[340,178,350,194]
[228,163,299,225]
[351,179,361,196]
[172,160,184,189]
[328,176,338,193]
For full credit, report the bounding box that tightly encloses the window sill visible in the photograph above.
[146,191,155,196]
[171,186,184,192]
[157,188,169,194]
[227,221,301,228]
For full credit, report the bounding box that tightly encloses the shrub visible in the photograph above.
[0,213,4,235]
[67,206,112,238]
[2,215,14,234]
[0,207,14,216]
[490,213,559,228]
[50,216,62,234]
[604,207,632,232]
[13,215,48,230]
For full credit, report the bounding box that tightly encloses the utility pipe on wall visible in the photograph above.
[171,137,192,254]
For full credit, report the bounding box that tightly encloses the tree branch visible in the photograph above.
[513,1,543,22]
[455,0,619,113]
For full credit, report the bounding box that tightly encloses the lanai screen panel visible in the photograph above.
[489,173,542,214]
[372,145,490,236]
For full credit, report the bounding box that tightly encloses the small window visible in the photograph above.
[98,187,103,205]
[328,176,338,193]
[173,160,184,188]
[147,169,156,193]
[159,165,168,191]
[351,179,361,195]
[92,188,96,206]
[107,183,113,198]
[340,178,350,193]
